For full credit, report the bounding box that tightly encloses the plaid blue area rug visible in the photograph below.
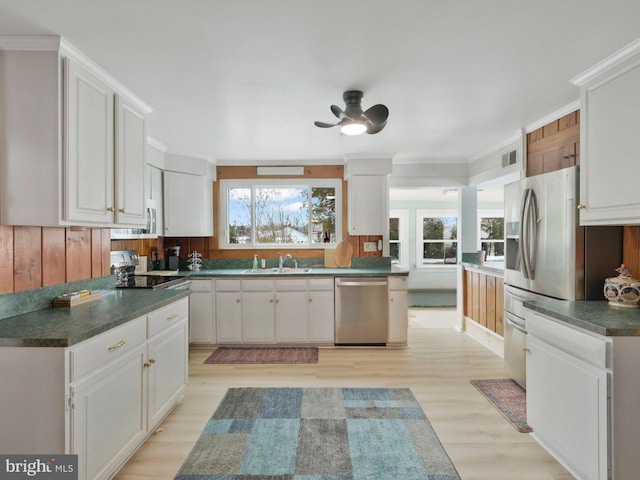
[174,387,461,480]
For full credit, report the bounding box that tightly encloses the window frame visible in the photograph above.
[416,208,459,269]
[219,178,343,249]
[389,209,409,268]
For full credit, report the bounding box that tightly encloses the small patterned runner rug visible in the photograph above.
[174,387,461,479]
[470,378,533,433]
[204,347,319,364]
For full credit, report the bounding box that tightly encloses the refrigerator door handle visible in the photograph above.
[520,189,533,279]
[527,190,538,279]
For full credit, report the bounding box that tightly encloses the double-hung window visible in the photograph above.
[389,209,409,267]
[220,178,342,248]
[417,209,458,266]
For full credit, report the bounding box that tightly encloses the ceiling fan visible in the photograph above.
[314,90,389,135]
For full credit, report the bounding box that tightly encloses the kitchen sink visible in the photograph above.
[242,267,313,274]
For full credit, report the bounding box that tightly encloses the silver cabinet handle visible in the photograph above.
[167,313,178,320]
[108,340,125,351]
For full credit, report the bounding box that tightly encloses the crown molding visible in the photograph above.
[147,136,168,152]
[524,99,581,133]
[571,37,640,86]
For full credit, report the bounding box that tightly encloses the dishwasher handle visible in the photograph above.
[336,279,388,287]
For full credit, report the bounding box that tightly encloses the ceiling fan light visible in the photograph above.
[341,121,367,135]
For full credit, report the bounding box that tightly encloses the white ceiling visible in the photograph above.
[1,1,639,165]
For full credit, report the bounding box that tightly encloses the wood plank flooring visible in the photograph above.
[114,325,574,480]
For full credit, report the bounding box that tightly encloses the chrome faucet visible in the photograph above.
[278,253,293,271]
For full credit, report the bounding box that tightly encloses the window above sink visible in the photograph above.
[219,178,343,249]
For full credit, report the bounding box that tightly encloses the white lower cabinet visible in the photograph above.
[71,340,147,480]
[308,279,335,343]
[275,279,310,342]
[388,276,408,345]
[189,279,215,344]
[525,308,640,480]
[216,280,243,343]
[213,277,335,345]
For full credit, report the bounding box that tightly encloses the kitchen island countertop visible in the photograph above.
[0,289,189,347]
[524,297,640,336]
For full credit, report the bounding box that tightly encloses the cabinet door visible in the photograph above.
[147,320,188,429]
[216,291,243,343]
[64,57,115,224]
[70,345,146,480]
[580,62,640,225]
[163,171,213,236]
[243,292,275,343]
[150,166,164,234]
[276,291,309,342]
[527,335,608,480]
[308,290,335,342]
[388,288,408,344]
[348,175,385,235]
[115,95,146,226]
[189,280,215,344]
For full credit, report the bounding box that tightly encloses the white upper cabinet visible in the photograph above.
[573,39,640,225]
[0,36,151,227]
[348,175,387,235]
[115,95,147,225]
[163,170,213,237]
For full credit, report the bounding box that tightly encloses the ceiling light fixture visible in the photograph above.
[340,120,367,136]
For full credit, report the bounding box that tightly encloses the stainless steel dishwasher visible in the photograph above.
[335,277,388,346]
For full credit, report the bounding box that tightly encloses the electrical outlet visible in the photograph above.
[363,241,377,252]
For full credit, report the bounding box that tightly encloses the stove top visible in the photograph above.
[117,275,184,289]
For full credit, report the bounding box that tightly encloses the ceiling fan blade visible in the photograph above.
[331,105,348,120]
[362,104,389,126]
[314,121,338,128]
[366,122,386,134]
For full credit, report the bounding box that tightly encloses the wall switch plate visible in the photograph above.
[363,241,377,252]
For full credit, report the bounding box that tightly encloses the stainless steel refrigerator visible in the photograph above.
[503,165,622,388]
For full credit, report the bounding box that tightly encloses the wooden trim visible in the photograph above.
[216,165,344,179]
[0,225,14,294]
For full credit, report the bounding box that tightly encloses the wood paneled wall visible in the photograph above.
[0,226,111,294]
[527,110,580,177]
[623,226,640,278]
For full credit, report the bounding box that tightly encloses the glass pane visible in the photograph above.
[481,241,505,260]
[228,188,252,244]
[389,242,399,263]
[389,218,399,241]
[480,217,504,240]
[423,241,457,264]
[255,187,308,244]
[311,187,336,243]
[423,217,457,240]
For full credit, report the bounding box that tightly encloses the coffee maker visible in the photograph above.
[166,246,180,270]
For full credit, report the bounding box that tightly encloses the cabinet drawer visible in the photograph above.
[242,279,274,291]
[388,276,407,290]
[525,309,610,369]
[70,316,146,382]
[215,279,241,291]
[308,278,334,291]
[189,279,213,292]
[148,297,189,337]
[275,279,307,291]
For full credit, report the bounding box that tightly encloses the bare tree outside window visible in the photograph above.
[226,184,337,246]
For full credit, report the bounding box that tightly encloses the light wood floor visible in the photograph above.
[114,324,574,480]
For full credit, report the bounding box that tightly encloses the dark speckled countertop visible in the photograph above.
[182,266,409,278]
[524,297,640,336]
[0,289,189,347]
